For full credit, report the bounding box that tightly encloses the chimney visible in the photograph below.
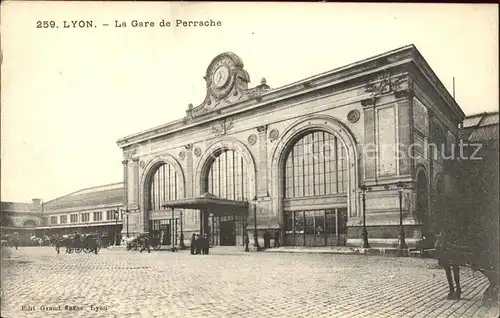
[32,198,41,206]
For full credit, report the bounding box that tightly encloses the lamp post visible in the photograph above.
[360,185,370,248]
[114,209,119,246]
[179,209,185,250]
[396,181,408,256]
[170,208,177,252]
[253,196,260,251]
[244,221,250,252]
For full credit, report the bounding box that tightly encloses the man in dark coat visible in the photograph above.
[195,234,201,255]
[190,234,196,255]
[274,230,280,248]
[202,233,210,255]
[140,234,151,253]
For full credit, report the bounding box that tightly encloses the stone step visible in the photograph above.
[261,246,437,258]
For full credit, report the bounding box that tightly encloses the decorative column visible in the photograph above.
[130,157,141,231]
[122,159,129,206]
[256,125,268,197]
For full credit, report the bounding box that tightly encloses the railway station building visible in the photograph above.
[1,184,124,246]
[116,44,468,249]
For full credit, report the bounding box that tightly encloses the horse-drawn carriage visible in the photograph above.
[57,233,101,254]
[1,234,18,248]
[125,231,162,251]
[125,235,142,251]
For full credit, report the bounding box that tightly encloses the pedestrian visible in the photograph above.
[140,233,151,253]
[93,235,100,254]
[245,232,250,252]
[274,230,280,248]
[190,234,196,255]
[195,234,202,255]
[264,231,270,249]
[202,233,209,255]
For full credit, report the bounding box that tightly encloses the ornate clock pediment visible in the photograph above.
[185,52,271,122]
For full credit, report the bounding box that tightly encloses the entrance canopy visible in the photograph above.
[162,193,249,216]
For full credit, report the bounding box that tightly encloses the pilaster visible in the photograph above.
[132,157,140,206]
[363,103,376,181]
[122,159,128,208]
[185,143,193,198]
[130,157,141,233]
[126,158,139,210]
[397,90,414,176]
[257,125,268,197]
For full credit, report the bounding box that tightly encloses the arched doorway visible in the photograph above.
[145,162,183,246]
[202,148,250,246]
[281,130,349,246]
[416,169,430,238]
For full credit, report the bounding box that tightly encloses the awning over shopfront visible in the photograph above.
[162,193,249,216]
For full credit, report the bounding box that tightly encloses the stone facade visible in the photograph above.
[117,45,465,248]
[0,199,43,229]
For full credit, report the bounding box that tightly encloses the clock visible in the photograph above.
[213,65,230,88]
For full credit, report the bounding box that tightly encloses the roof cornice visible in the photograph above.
[116,45,464,148]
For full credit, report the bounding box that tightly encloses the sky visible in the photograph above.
[1,2,498,203]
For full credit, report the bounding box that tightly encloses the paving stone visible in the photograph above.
[0,247,498,318]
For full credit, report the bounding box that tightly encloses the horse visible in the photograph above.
[435,201,499,306]
[41,235,51,246]
[54,235,75,254]
[125,235,141,251]
[0,237,12,248]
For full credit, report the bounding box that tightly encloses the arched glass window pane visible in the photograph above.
[284,131,347,198]
[206,150,248,201]
[148,163,180,211]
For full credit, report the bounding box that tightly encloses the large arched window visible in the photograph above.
[148,163,181,211]
[206,150,249,201]
[284,131,348,198]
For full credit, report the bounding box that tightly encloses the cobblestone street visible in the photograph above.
[1,247,498,318]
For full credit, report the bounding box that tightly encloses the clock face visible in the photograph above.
[213,65,230,88]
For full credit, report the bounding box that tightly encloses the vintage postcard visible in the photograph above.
[1,2,498,317]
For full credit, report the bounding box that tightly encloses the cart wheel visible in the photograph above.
[83,247,91,253]
[68,248,74,254]
[75,248,82,254]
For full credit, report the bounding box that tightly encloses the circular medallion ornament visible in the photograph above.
[139,161,145,169]
[248,134,257,145]
[194,147,202,157]
[347,109,361,123]
[269,129,279,141]
[179,151,186,160]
